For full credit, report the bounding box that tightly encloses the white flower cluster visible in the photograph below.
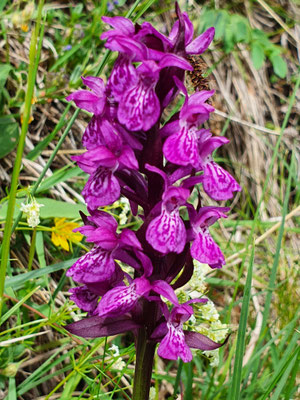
[20,198,43,228]
[181,260,229,368]
[189,260,211,294]
[149,387,156,400]
[108,344,126,371]
[118,197,130,225]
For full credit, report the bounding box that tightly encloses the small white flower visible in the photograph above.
[109,344,120,357]
[210,320,228,341]
[119,197,130,225]
[20,198,43,228]
[201,300,219,322]
[112,357,126,371]
[149,387,156,400]
[203,349,219,367]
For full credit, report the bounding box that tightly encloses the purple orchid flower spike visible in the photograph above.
[65,5,239,396]
[66,76,106,115]
[188,205,230,269]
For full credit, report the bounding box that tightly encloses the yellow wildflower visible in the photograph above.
[51,218,82,252]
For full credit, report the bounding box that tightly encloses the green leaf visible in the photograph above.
[224,24,235,53]
[36,166,86,193]
[0,117,19,159]
[5,258,77,289]
[270,54,287,78]
[0,198,87,220]
[214,10,228,41]
[251,41,265,69]
[231,15,250,43]
[227,245,254,400]
[0,286,40,325]
[0,64,11,91]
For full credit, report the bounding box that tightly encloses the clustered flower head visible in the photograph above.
[20,197,44,228]
[66,4,241,363]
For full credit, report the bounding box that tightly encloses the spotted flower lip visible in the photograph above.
[188,206,230,269]
[145,169,190,254]
[72,144,138,209]
[152,301,209,362]
[162,84,215,168]
[116,56,192,132]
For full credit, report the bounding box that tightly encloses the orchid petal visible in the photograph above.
[146,209,186,254]
[157,323,192,362]
[67,247,116,284]
[82,168,120,209]
[190,230,225,268]
[81,76,105,97]
[186,27,215,54]
[202,162,242,201]
[66,90,105,115]
[118,84,160,131]
[69,286,99,314]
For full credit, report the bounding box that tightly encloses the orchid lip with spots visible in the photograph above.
[65,3,241,398]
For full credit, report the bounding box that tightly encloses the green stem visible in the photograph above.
[133,326,156,400]
[0,0,44,317]
[27,227,37,272]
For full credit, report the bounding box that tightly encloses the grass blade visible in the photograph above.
[227,245,254,400]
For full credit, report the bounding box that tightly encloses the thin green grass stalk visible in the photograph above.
[26,103,72,160]
[261,342,300,400]
[284,350,300,400]
[260,149,295,333]
[0,0,44,317]
[227,245,254,400]
[244,71,300,261]
[183,361,193,400]
[44,339,105,400]
[271,348,299,400]
[10,109,80,235]
[172,359,183,399]
[0,286,40,326]
[249,146,296,387]
[133,0,157,21]
[27,227,37,271]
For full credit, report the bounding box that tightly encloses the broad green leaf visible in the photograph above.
[224,25,235,53]
[232,15,250,43]
[214,10,228,41]
[0,198,87,220]
[251,41,265,69]
[0,118,19,158]
[270,54,287,78]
